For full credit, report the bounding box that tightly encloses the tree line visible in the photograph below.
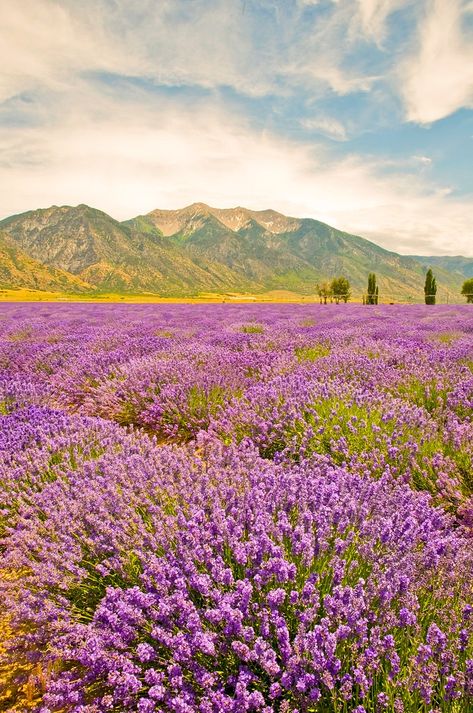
[315,270,473,304]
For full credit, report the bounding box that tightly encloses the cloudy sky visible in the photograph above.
[1,0,472,255]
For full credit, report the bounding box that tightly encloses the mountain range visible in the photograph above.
[411,255,473,280]
[0,203,471,300]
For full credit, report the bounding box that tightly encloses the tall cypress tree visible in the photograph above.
[366,273,379,305]
[424,269,437,305]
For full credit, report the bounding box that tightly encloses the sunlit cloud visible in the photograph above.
[0,0,472,256]
[399,0,473,123]
[355,0,414,43]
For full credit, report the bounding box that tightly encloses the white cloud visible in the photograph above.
[0,1,118,102]
[356,0,414,42]
[0,88,471,256]
[2,0,473,123]
[0,0,274,101]
[0,0,400,107]
[299,116,348,140]
[412,155,432,165]
[400,0,473,123]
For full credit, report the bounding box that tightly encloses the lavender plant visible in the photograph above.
[2,426,472,712]
[1,303,473,711]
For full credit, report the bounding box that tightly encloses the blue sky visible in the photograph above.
[0,0,472,255]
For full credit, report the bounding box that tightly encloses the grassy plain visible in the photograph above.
[0,288,450,304]
[0,288,323,303]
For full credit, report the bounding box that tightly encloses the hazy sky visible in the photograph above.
[1,0,472,255]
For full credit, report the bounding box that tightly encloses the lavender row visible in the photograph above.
[1,303,473,711]
[1,304,472,523]
[1,409,472,711]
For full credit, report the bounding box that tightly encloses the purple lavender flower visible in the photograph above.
[1,303,473,711]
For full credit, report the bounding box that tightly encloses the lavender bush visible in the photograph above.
[1,304,472,711]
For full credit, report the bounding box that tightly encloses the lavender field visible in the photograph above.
[1,303,472,712]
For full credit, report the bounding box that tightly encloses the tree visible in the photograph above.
[424,268,437,305]
[330,276,351,304]
[461,278,473,304]
[366,273,379,305]
[316,281,332,304]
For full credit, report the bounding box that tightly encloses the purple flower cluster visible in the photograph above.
[1,303,473,711]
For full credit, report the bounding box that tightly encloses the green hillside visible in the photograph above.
[0,205,245,295]
[0,202,467,299]
[133,204,462,299]
[411,255,473,280]
[0,230,91,293]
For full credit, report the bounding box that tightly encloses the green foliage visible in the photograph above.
[0,398,12,415]
[65,550,143,623]
[366,273,379,305]
[294,343,331,362]
[239,323,264,333]
[424,268,437,305]
[461,278,473,303]
[316,281,332,304]
[330,275,351,303]
[395,376,449,414]
[433,332,460,345]
[159,384,239,442]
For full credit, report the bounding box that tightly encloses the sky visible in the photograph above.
[0,0,472,256]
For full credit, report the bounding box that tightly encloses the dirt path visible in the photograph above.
[0,570,44,711]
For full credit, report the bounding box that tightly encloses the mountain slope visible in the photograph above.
[0,230,91,292]
[0,205,251,294]
[129,207,313,286]
[412,255,473,280]
[133,204,462,298]
[0,202,468,298]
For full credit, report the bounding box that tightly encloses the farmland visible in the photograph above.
[0,303,472,712]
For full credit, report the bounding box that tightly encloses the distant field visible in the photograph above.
[0,287,465,303]
[1,303,472,711]
[0,288,315,303]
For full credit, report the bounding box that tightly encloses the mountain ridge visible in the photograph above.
[0,203,469,299]
[410,255,473,280]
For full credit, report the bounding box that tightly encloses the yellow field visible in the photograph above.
[0,570,45,711]
[0,288,323,303]
[0,288,446,304]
